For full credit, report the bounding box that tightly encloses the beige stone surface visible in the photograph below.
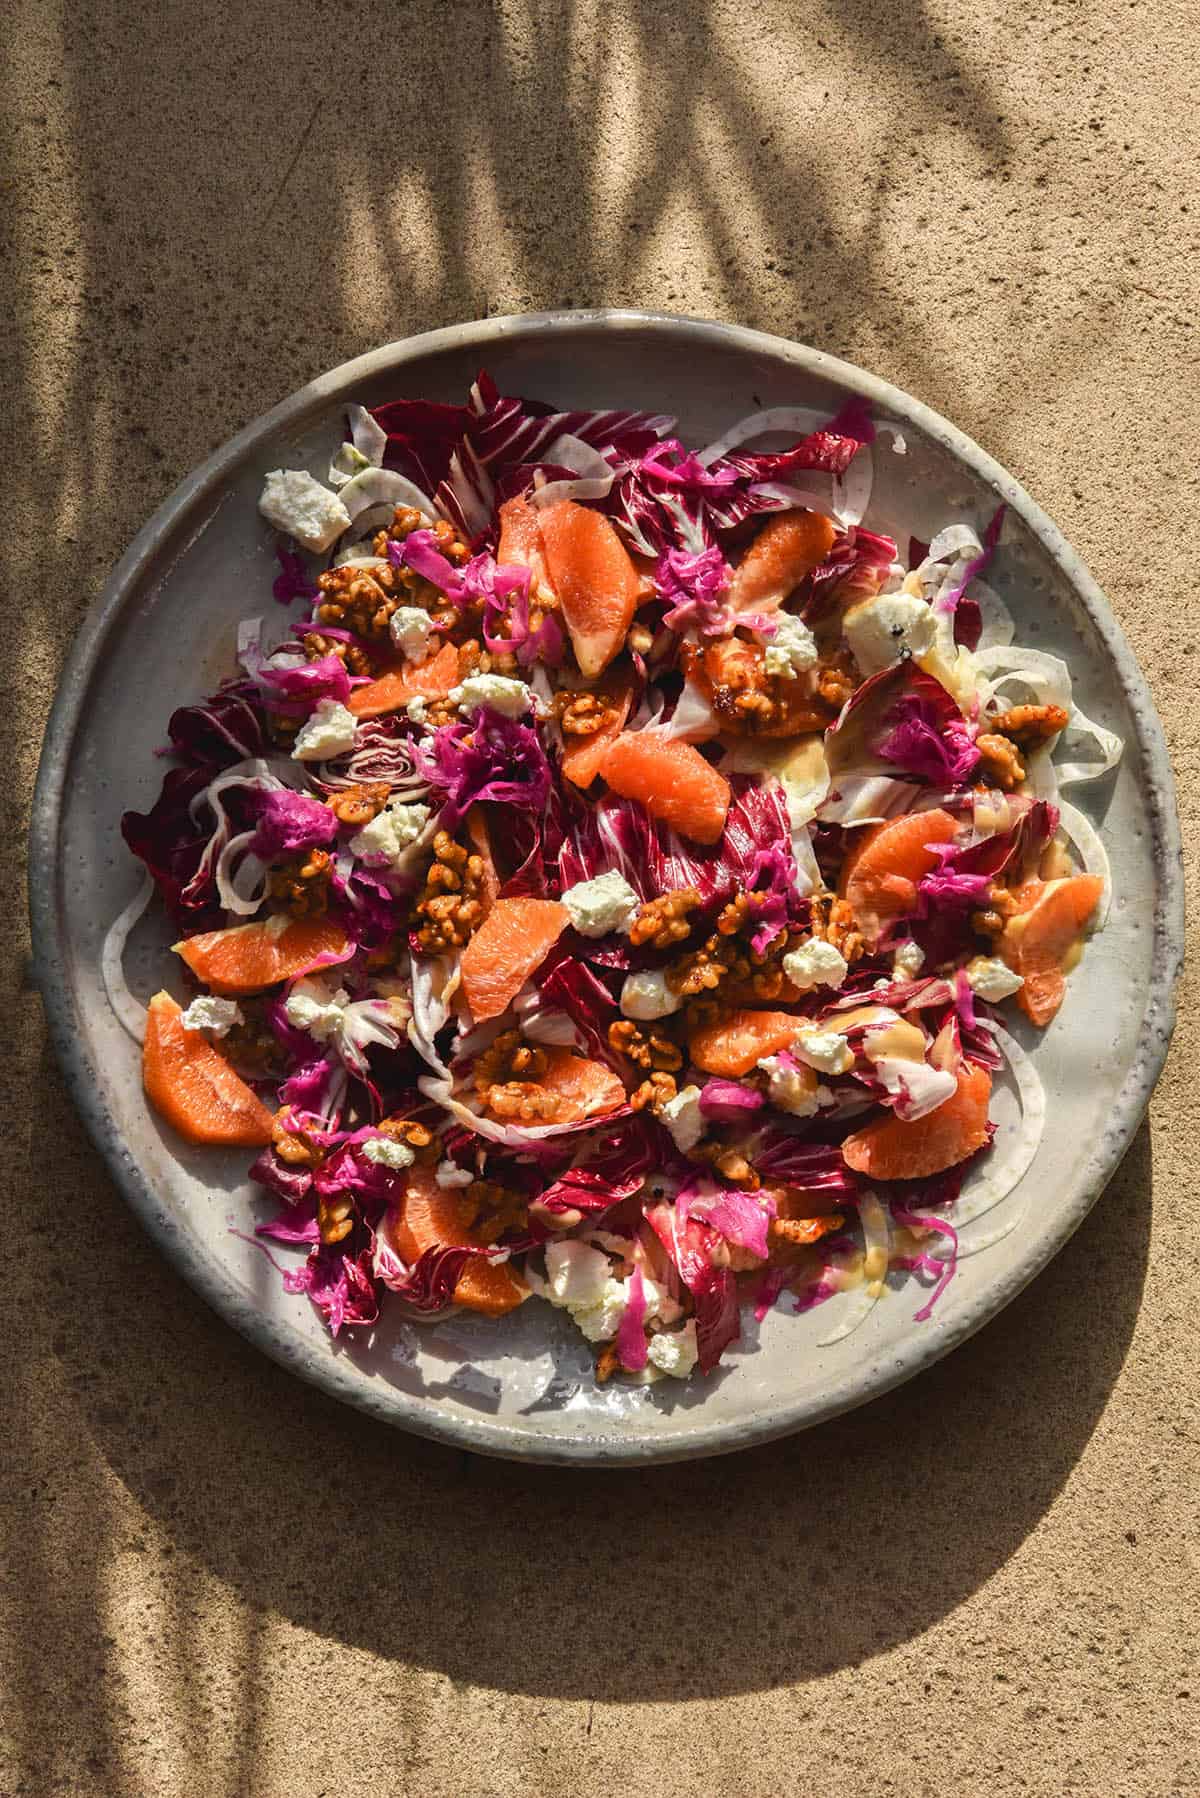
[3,0,1199,1792]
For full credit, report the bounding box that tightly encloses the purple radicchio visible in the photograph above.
[419,707,553,829]
[249,787,338,858]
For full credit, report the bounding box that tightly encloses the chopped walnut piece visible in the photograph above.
[629,888,703,948]
[555,690,613,737]
[595,1342,622,1383]
[970,883,1020,940]
[975,732,1026,791]
[484,1082,564,1122]
[630,1072,679,1113]
[457,1179,530,1245]
[806,892,864,964]
[267,847,332,919]
[690,1141,760,1189]
[414,830,488,952]
[376,1117,437,1163]
[317,1190,355,1246]
[272,1107,325,1168]
[473,1029,549,1097]
[990,703,1069,748]
[609,1019,684,1073]
[314,565,404,640]
[326,782,391,828]
[302,630,373,677]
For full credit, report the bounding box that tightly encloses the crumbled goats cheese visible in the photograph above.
[435,1159,475,1189]
[842,591,937,676]
[791,1026,855,1076]
[560,871,640,939]
[965,955,1025,1001]
[762,613,819,680]
[449,673,532,718]
[541,1242,668,1345]
[291,698,358,762]
[782,937,848,992]
[389,606,435,664]
[361,1137,415,1170]
[258,469,351,554]
[284,980,349,1043]
[757,1055,831,1117]
[647,1321,700,1378]
[350,799,431,869]
[406,696,428,725]
[660,1083,705,1151]
[619,969,683,1021]
[892,940,926,981]
[179,995,243,1037]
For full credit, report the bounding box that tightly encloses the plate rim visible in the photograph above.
[28,307,1185,1466]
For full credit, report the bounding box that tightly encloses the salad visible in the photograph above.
[110,373,1123,1382]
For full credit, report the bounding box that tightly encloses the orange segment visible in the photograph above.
[839,807,960,945]
[459,896,569,1022]
[727,510,838,613]
[560,667,636,787]
[538,499,640,678]
[386,1165,527,1317]
[688,1008,800,1078]
[599,730,731,845]
[1000,874,1103,1026]
[348,640,459,720]
[143,991,274,1147]
[842,1062,992,1180]
[175,916,348,996]
[536,1045,627,1121]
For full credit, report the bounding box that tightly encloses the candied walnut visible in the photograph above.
[221,1001,284,1075]
[975,732,1026,791]
[690,1141,760,1189]
[414,830,488,952]
[666,938,731,997]
[326,782,391,827]
[807,892,864,964]
[971,883,1020,940]
[484,1082,564,1122]
[474,1029,549,1097]
[556,690,612,737]
[630,1072,679,1113]
[629,888,703,949]
[272,1107,325,1168]
[375,1116,437,1164]
[696,637,848,739]
[771,1214,845,1249]
[990,703,1069,748]
[609,1020,684,1074]
[458,1178,530,1245]
[816,659,855,711]
[317,1190,355,1246]
[302,630,373,677]
[595,1341,622,1384]
[315,565,404,641]
[267,847,332,919]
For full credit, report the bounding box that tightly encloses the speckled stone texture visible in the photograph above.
[3,0,1198,1793]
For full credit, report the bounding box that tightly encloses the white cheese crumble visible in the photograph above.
[405,696,428,725]
[284,980,349,1043]
[757,1054,831,1117]
[843,591,937,676]
[782,937,848,992]
[540,1243,669,1345]
[179,995,243,1037]
[762,612,819,680]
[647,1321,700,1378]
[258,468,351,554]
[791,1026,855,1076]
[660,1083,705,1151]
[388,606,435,664]
[619,969,683,1021]
[361,1136,415,1170]
[349,799,431,869]
[449,672,532,717]
[966,955,1025,1001]
[892,940,926,981]
[560,871,640,938]
[291,698,358,762]
[435,1159,475,1189]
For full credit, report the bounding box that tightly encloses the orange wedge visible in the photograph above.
[1000,874,1103,1026]
[538,499,641,678]
[175,916,348,996]
[688,1008,801,1078]
[143,991,274,1147]
[842,1062,992,1180]
[560,667,637,787]
[599,730,731,845]
[386,1165,527,1317]
[536,1046,627,1121]
[839,807,960,945]
[348,641,459,720]
[727,510,837,613]
[459,896,570,1022]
